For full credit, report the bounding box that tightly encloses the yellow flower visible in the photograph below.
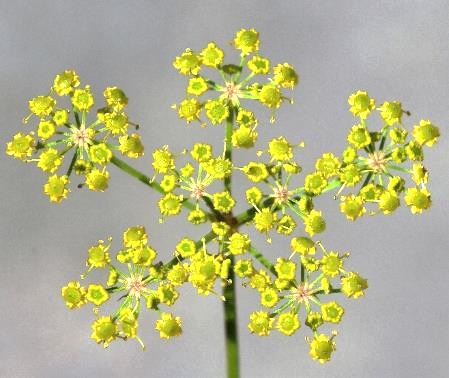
[53,109,69,125]
[53,70,80,96]
[246,186,263,205]
[411,164,428,185]
[309,334,336,364]
[260,288,279,308]
[89,143,112,165]
[131,245,157,266]
[254,208,277,234]
[234,259,254,278]
[341,272,368,298]
[72,85,94,112]
[61,281,86,309]
[119,308,138,339]
[404,187,431,214]
[157,284,179,306]
[347,124,371,149]
[274,258,296,280]
[304,210,326,236]
[86,284,109,306]
[87,239,111,268]
[212,191,235,213]
[339,194,365,221]
[273,63,298,88]
[176,238,196,258]
[187,77,209,96]
[200,42,224,67]
[91,316,117,346]
[321,301,344,323]
[247,55,270,74]
[37,148,63,173]
[277,312,300,336]
[158,193,183,216]
[118,133,144,158]
[321,252,342,277]
[412,119,440,146]
[249,270,272,292]
[155,313,182,339]
[348,90,375,119]
[234,28,260,56]
[228,232,251,255]
[378,101,403,125]
[258,84,282,108]
[378,191,400,214]
[167,263,189,286]
[202,156,232,179]
[85,168,109,192]
[6,132,35,160]
[104,112,128,135]
[248,311,274,336]
[37,120,56,140]
[291,237,316,256]
[29,95,56,117]
[315,153,341,178]
[242,162,268,182]
[304,172,328,195]
[236,109,257,128]
[103,87,128,110]
[44,174,70,203]
[232,125,258,148]
[152,147,175,174]
[160,174,177,192]
[205,99,229,125]
[123,226,148,248]
[268,136,293,161]
[178,98,201,123]
[173,48,202,75]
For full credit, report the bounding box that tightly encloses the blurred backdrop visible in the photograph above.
[0,1,448,377]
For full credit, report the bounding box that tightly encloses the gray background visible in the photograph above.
[1,1,448,377]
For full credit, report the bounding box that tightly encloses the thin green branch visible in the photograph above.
[110,155,213,218]
[223,108,239,378]
[249,246,276,275]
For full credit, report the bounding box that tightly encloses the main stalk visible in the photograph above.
[223,108,240,378]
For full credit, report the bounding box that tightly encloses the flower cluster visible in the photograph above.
[173,28,298,130]
[244,240,366,363]
[5,70,144,202]
[335,90,439,219]
[61,226,183,348]
[8,28,440,366]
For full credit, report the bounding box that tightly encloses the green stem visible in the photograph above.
[110,155,211,217]
[66,150,78,177]
[223,108,239,378]
[223,255,239,378]
[249,246,276,275]
[224,110,233,193]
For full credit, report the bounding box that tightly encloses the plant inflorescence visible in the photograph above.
[6,28,440,372]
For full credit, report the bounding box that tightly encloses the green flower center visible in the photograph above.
[64,288,80,303]
[97,322,115,339]
[200,261,216,279]
[354,95,369,109]
[181,102,197,116]
[164,198,179,210]
[281,316,294,330]
[162,319,180,336]
[90,248,105,262]
[240,31,257,46]
[325,256,340,272]
[316,341,332,358]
